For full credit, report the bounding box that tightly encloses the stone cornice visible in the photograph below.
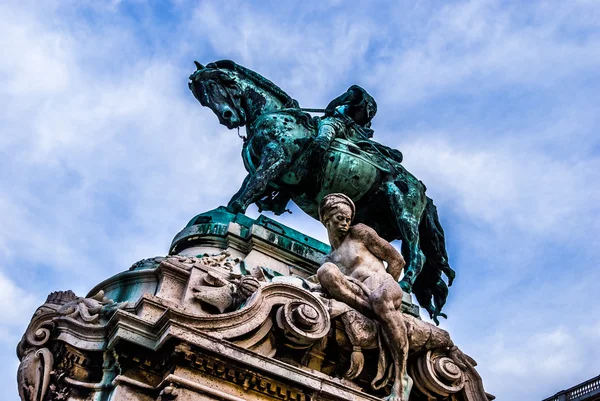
[170,207,330,274]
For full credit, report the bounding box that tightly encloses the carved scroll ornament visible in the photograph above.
[16,290,120,401]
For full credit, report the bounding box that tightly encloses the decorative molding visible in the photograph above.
[197,250,241,269]
[156,383,179,401]
[174,344,312,401]
[56,290,116,324]
[16,219,491,401]
[17,348,54,401]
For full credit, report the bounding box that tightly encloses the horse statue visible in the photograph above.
[188,60,455,323]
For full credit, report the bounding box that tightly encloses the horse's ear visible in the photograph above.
[194,61,204,70]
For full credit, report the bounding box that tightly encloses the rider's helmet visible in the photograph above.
[325,85,377,128]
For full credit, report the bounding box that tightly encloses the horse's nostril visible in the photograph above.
[223,110,233,119]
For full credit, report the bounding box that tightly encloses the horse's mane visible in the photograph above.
[207,60,299,108]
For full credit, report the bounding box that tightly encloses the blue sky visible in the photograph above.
[1,1,599,400]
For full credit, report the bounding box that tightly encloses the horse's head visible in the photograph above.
[189,61,246,129]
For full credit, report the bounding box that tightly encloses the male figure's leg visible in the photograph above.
[317,262,371,316]
[369,278,410,401]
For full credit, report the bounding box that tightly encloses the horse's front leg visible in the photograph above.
[228,173,252,210]
[227,143,288,214]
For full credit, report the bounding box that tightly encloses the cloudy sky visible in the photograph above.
[1,1,599,400]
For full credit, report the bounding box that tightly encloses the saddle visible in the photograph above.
[329,137,403,174]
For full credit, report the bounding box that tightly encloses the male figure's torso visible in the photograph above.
[327,226,393,292]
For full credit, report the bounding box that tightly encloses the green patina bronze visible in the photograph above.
[189,60,454,323]
[171,206,331,260]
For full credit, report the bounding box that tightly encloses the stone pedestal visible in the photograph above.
[16,208,491,401]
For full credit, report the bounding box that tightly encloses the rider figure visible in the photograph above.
[310,85,404,167]
[260,86,405,215]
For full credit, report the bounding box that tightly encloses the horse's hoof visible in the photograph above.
[227,201,245,215]
[446,268,456,286]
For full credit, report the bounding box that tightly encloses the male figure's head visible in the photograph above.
[319,193,355,239]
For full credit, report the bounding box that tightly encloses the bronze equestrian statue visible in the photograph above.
[188,60,455,324]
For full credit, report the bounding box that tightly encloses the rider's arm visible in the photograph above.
[315,117,343,148]
[352,223,405,282]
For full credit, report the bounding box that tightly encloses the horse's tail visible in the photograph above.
[414,196,455,324]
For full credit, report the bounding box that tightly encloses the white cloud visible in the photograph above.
[400,136,600,237]
[0,272,38,346]
[0,4,73,97]
[1,1,600,401]
[471,323,600,399]
[0,3,248,285]
[366,0,600,107]
[186,2,377,106]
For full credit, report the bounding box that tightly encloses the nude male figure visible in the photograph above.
[316,193,411,401]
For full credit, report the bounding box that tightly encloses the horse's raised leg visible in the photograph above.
[384,181,425,293]
[227,143,289,214]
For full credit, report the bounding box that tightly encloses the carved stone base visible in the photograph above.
[16,208,492,401]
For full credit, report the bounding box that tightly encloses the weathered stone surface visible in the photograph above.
[16,208,492,401]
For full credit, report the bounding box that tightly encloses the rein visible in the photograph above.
[279,107,326,113]
[294,108,326,113]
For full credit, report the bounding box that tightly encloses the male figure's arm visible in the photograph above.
[351,223,405,282]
